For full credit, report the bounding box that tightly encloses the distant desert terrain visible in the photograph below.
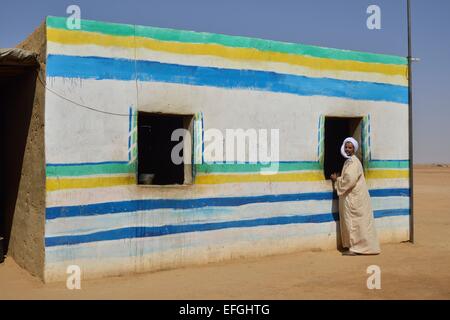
[1,165,449,299]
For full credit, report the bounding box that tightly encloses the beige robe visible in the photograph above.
[334,155,380,254]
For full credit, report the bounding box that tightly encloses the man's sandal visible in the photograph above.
[342,250,358,256]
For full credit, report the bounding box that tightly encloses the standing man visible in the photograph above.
[330,137,380,256]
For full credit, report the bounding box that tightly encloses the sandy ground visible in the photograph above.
[0,165,449,299]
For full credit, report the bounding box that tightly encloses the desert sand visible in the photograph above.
[0,165,449,299]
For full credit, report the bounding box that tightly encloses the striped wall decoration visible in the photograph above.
[362,115,371,171]
[43,16,410,281]
[127,106,138,162]
[45,160,409,191]
[46,54,409,104]
[318,115,325,167]
[45,16,408,77]
[194,112,204,165]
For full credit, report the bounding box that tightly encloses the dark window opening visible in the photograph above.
[138,112,193,185]
[323,117,363,180]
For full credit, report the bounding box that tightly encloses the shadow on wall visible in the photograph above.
[0,68,38,255]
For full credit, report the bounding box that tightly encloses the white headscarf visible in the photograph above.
[340,137,359,159]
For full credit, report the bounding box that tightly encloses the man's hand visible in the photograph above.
[330,173,338,182]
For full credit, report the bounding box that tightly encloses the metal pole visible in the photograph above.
[407,0,414,243]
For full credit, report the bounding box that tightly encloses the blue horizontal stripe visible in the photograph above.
[44,208,409,247]
[45,188,410,220]
[369,188,410,197]
[47,55,408,104]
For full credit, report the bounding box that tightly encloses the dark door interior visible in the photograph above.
[0,67,37,254]
[324,117,362,180]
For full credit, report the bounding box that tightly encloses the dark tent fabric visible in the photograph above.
[0,48,39,77]
[0,48,39,66]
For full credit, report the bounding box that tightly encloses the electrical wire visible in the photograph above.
[35,24,141,117]
[37,69,131,117]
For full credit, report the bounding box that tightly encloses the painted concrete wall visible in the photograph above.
[5,22,47,279]
[44,16,410,282]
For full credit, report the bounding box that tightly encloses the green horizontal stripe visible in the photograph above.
[196,160,409,173]
[46,162,136,177]
[46,16,407,66]
[367,160,409,169]
[45,160,408,177]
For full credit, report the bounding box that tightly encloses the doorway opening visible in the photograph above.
[0,57,38,256]
[137,112,194,185]
[323,117,363,180]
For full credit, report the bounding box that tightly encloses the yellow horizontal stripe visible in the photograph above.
[45,170,407,191]
[195,172,325,184]
[47,28,408,78]
[196,170,407,184]
[46,176,136,191]
[365,169,409,180]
